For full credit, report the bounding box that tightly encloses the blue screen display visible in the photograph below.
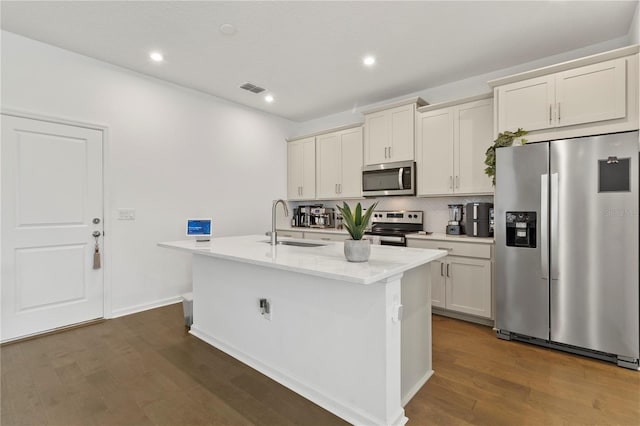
[187,219,212,235]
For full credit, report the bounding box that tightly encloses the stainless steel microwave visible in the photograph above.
[362,161,415,197]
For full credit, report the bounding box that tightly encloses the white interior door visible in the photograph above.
[1,114,104,342]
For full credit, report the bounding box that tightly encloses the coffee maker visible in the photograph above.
[310,207,335,228]
[446,204,465,235]
[293,204,322,227]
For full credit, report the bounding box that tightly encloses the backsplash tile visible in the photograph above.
[287,195,493,233]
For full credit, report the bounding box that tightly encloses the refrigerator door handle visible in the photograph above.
[541,174,549,279]
[550,173,559,280]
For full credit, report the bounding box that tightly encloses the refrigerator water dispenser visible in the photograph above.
[505,211,536,248]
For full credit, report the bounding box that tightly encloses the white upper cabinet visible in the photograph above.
[416,107,455,195]
[339,127,364,198]
[287,137,316,200]
[363,110,389,165]
[416,96,494,196]
[363,98,426,165]
[491,47,638,142]
[316,126,363,199]
[456,99,494,194]
[555,59,626,127]
[496,75,555,133]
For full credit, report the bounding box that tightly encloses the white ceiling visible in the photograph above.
[1,1,638,122]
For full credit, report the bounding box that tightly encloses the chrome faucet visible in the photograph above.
[271,199,289,245]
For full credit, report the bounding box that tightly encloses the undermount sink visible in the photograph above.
[263,240,326,248]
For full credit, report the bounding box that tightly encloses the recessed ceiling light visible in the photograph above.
[220,23,237,36]
[149,52,164,62]
[265,94,274,103]
[363,55,376,66]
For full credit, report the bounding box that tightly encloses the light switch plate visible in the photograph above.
[117,208,136,220]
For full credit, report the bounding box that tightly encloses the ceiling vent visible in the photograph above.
[240,82,266,94]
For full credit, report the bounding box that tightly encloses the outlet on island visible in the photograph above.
[259,298,271,321]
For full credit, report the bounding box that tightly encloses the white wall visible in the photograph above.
[629,2,640,44]
[1,31,294,316]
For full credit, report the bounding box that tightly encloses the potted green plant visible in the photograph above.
[336,201,378,262]
[484,128,528,186]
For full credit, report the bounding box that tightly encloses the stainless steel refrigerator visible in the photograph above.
[495,131,639,370]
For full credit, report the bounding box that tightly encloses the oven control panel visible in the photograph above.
[371,210,423,224]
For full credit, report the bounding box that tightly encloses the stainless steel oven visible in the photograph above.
[366,210,423,246]
[362,161,415,197]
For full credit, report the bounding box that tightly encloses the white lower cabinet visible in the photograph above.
[442,256,492,318]
[277,230,304,239]
[430,258,446,309]
[277,229,348,242]
[408,238,494,322]
[304,231,348,242]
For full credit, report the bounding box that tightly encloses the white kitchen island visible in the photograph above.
[159,235,446,425]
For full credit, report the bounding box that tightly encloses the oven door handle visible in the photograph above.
[377,235,405,244]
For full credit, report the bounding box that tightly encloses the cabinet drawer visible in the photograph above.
[408,239,491,259]
[304,231,348,242]
[277,230,304,239]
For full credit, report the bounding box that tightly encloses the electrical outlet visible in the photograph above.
[259,298,271,321]
[117,208,136,220]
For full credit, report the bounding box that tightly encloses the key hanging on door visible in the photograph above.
[92,231,101,270]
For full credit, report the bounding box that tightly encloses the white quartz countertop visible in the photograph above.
[159,235,447,285]
[405,232,494,244]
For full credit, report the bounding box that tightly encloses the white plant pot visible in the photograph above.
[344,239,371,262]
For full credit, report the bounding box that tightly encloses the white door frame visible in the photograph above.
[1,108,113,319]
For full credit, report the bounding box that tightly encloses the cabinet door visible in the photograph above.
[555,57,627,127]
[497,75,555,133]
[445,257,492,318]
[455,99,494,194]
[287,141,303,200]
[304,232,348,242]
[287,137,316,200]
[300,138,316,199]
[364,111,389,165]
[388,104,415,162]
[339,127,363,198]
[316,132,341,199]
[415,107,454,195]
[430,259,446,309]
[277,230,304,239]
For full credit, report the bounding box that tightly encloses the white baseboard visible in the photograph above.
[109,296,183,318]
[189,325,400,426]
[401,370,434,407]
[432,308,495,327]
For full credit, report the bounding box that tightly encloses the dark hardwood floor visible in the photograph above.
[2,304,639,425]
